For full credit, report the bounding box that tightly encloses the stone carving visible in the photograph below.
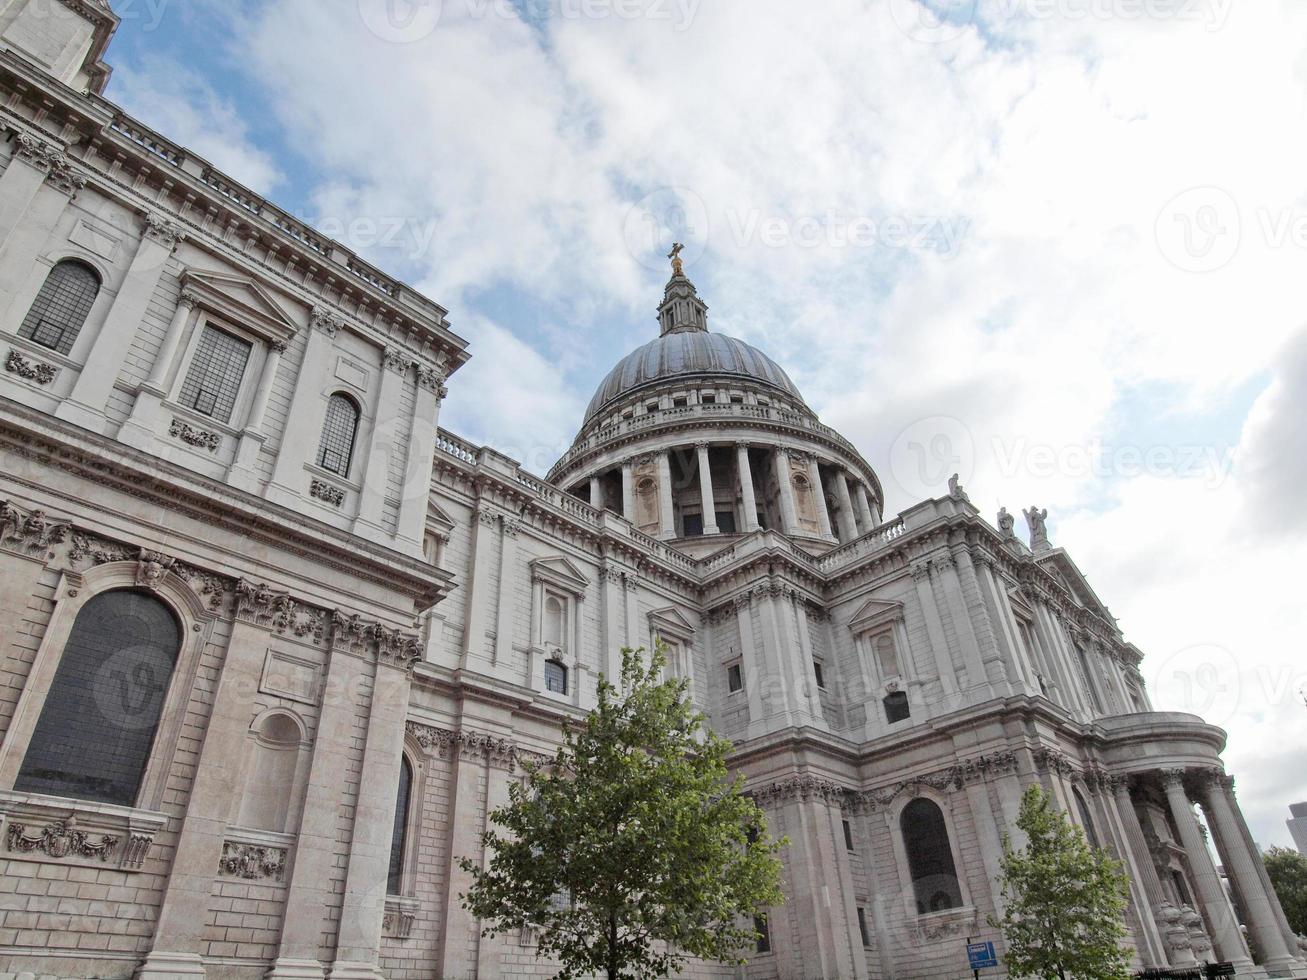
[1032,746,1077,777]
[330,611,420,668]
[6,820,117,862]
[310,306,343,337]
[405,721,541,772]
[417,365,448,398]
[143,212,185,250]
[13,132,85,196]
[0,502,71,556]
[1023,506,1050,553]
[135,549,176,589]
[752,775,848,807]
[235,580,326,642]
[218,841,286,881]
[841,751,1019,815]
[383,904,416,940]
[169,418,221,452]
[382,346,410,374]
[310,478,345,507]
[947,473,969,502]
[997,506,1016,540]
[5,349,58,385]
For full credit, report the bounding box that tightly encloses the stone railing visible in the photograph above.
[550,400,868,478]
[814,517,908,573]
[435,429,479,465]
[108,114,185,167]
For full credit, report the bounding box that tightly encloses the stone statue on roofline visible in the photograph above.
[1024,506,1050,553]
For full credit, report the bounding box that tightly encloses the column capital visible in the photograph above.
[177,289,201,311]
[267,337,289,356]
[734,441,750,451]
[694,439,710,452]
[382,346,411,375]
[310,306,344,337]
[143,212,186,251]
[416,365,448,398]
[1160,768,1189,792]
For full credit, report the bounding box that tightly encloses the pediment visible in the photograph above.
[426,499,456,534]
[529,556,590,596]
[1036,549,1115,623]
[648,606,696,641]
[847,596,905,634]
[182,268,299,342]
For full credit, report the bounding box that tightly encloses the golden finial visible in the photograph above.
[668,242,685,276]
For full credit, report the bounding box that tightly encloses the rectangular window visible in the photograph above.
[813,660,825,689]
[727,663,743,693]
[756,510,768,530]
[843,819,855,851]
[683,512,704,537]
[755,915,771,954]
[716,510,737,534]
[857,907,871,947]
[177,324,252,423]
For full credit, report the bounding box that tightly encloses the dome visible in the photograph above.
[584,330,806,425]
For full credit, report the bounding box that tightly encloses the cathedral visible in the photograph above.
[0,3,1302,979]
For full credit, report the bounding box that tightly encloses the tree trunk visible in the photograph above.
[608,911,619,980]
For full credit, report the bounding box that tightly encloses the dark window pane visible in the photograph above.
[1074,789,1100,849]
[388,756,412,895]
[857,907,871,946]
[727,663,743,693]
[18,260,100,355]
[318,393,360,475]
[843,819,855,851]
[545,659,568,694]
[17,590,180,806]
[716,511,737,534]
[884,691,911,724]
[900,798,962,914]
[813,661,825,689]
[178,325,252,423]
[755,915,771,953]
[682,513,704,537]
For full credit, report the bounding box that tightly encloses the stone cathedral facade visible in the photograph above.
[0,4,1302,980]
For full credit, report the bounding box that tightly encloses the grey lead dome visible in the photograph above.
[584,330,806,425]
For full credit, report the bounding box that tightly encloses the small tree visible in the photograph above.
[989,785,1132,980]
[1264,846,1307,936]
[460,645,786,980]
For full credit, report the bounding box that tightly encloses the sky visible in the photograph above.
[100,0,1307,847]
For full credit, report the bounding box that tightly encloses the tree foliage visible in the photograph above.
[1264,846,1307,937]
[459,644,786,980]
[989,785,1132,980]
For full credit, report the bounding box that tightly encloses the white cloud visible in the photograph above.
[122,0,1307,843]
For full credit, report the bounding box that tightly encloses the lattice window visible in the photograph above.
[544,659,568,695]
[317,393,360,475]
[18,260,100,355]
[177,325,252,423]
[900,798,963,914]
[16,590,181,806]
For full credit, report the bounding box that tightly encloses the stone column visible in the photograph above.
[853,482,875,530]
[459,507,500,673]
[1105,778,1171,968]
[268,628,375,978]
[0,133,70,250]
[226,338,289,492]
[1162,770,1251,969]
[118,290,201,450]
[395,366,447,551]
[657,452,675,538]
[621,458,635,521]
[57,214,185,432]
[492,517,520,667]
[910,562,960,699]
[355,348,412,541]
[438,741,489,978]
[834,472,858,541]
[1199,772,1299,973]
[792,599,825,724]
[933,555,989,695]
[737,442,759,532]
[696,441,719,534]
[331,649,416,979]
[266,309,343,508]
[589,474,602,510]
[774,449,799,534]
[736,596,765,730]
[807,456,834,539]
[599,564,625,683]
[136,605,278,979]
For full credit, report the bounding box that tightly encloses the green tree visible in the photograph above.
[989,785,1132,980]
[459,644,786,980]
[1263,846,1307,936]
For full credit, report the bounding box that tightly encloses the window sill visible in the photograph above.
[912,905,976,943]
[3,333,82,371]
[164,399,242,438]
[303,460,363,493]
[0,789,168,874]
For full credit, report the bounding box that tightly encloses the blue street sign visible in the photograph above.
[967,941,998,970]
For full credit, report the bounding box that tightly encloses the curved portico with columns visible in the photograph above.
[547,267,883,557]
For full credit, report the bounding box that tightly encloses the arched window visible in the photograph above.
[900,798,963,914]
[16,590,181,806]
[883,690,911,724]
[317,393,360,475]
[388,755,413,895]
[1074,788,1100,849]
[544,658,568,695]
[18,259,100,355]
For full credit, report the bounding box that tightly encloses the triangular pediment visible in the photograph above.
[426,500,455,534]
[648,606,696,641]
[529,556,590,595]
[847,597,905,634]
[183,269,299,341]
[1036,549,1115,623]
